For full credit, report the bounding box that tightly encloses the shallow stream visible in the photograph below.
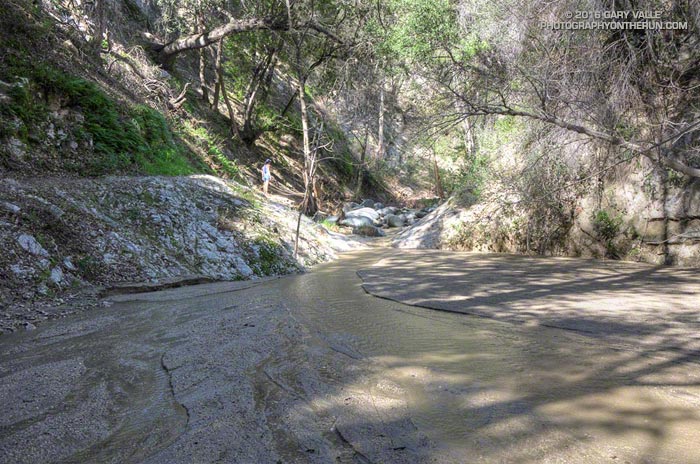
[2,249,700,463]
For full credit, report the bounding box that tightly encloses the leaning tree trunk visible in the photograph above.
[218,57,239,137]
[154,16,287,67]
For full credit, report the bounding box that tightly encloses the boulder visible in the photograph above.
[378,206,397,216]
[339,216,374,228]
[373,202,384,210]
[353,225,386,237]
[342,202,361,213]
[49,267,64,286]
[17,234,49,257]
[1,202,20,215]
[345,207,380,222]
[324,215,339,224]
[416,210,429,218]
[360,198,375,208]
[386,214,406,228]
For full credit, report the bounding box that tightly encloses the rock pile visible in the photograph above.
[324,199,436,237]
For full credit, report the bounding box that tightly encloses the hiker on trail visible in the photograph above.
[261,159,272,196]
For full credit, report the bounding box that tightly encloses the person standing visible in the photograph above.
[261,159,272,196]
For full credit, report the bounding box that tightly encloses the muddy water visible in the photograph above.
[282,251,700,463]
[2,249,700,463]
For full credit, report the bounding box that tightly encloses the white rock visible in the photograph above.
[17,234,49,257]
[235,257,253,277]
[50,267,64,285]
[37,283,49,296]
[7,137,26,159]
[1,202,20,214]
[63,257,77,271]
[10,264,35,278]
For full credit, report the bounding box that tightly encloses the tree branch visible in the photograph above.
[461,105,700,178]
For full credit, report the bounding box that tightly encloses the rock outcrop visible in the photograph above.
[0,175,364,333]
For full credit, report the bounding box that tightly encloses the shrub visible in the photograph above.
[592,209,623,258]
[2,61,198,175]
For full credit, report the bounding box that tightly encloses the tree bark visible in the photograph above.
[211,39,223,109]
[95,0,106,47]
[241,46,278,145]
[197,9,209,103]
[433,150,444,199]
[354,128,369,198]
[280,93,297,117]
[375,85,385,159]
[155,16,287,65]
[218,63,239,137]
[294,76,311,259]
[198,47,209,103]
[299,76,315,213]
[462,117,475,158]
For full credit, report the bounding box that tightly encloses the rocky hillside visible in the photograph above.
[0,175,363,333]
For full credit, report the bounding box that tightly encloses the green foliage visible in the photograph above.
[2,60,198,176]
[493,115,516,134]
[249,236,289,276]
[256,102,282,132]
[324,121,356,179]
[380,0,487,65]
[319,219,340,231]
[75,254,101,280]
[383,0,457,61]
[181,121,239,178]
[453,151,490,197]
[592,209,623,258]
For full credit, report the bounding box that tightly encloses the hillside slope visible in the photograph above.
[0,174,363,333]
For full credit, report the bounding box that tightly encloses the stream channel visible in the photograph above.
[2,249,700,463]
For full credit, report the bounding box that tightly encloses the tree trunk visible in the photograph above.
[462,117,475,157]
[354,128,369,198]
[375,85,385,159]
[280,93,297,117]
[155,16,287,65]
[433,150,444,199]
[199,47,209,104]
[295,77,310,258]
[299,76,316,214]
[218,63,239,137]
[92,0,106,53]
[241,46,278,145]
[211,39,223,110]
